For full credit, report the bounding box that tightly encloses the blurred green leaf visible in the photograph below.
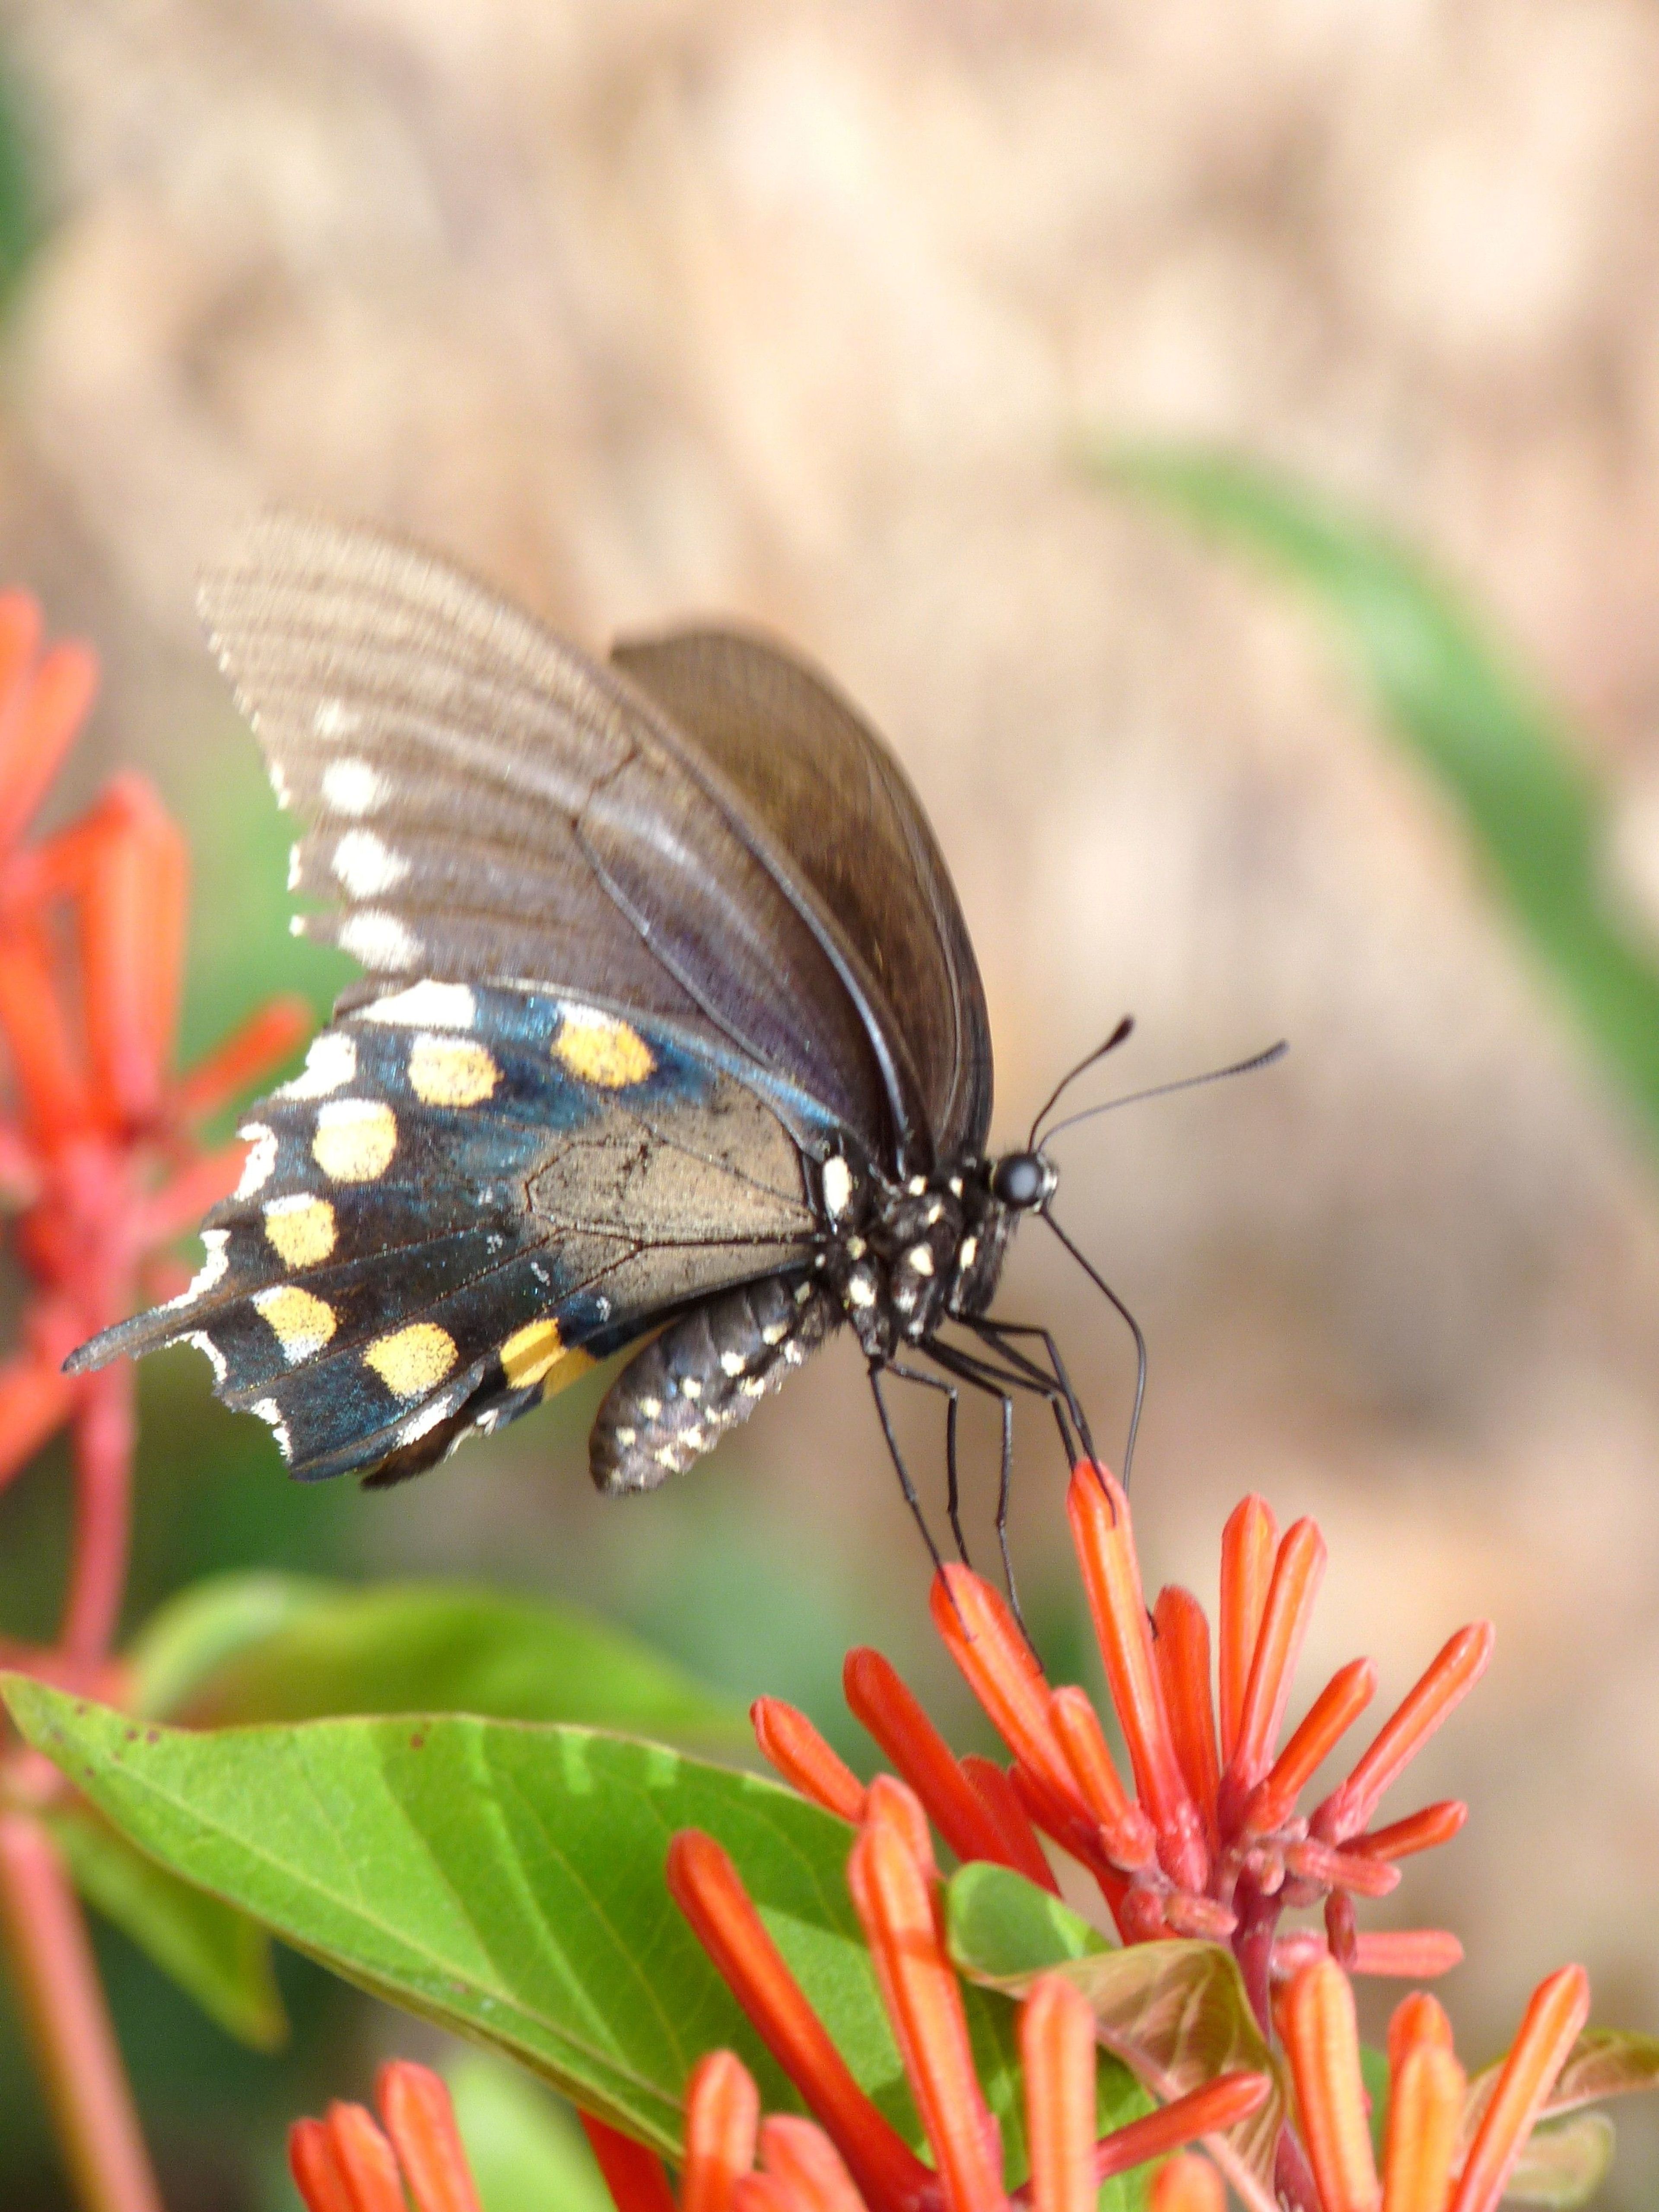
[1359,2041,1389,2163]
[127,1573,747,1747]
[0,49,39,310]
[946,1862,1280,2212]
[1097,443,1659,1142]
[46,1803,285,2050]
[4,1681,1028,2165]
[446,2051,613,2212]
[1502,2112,1616,2207]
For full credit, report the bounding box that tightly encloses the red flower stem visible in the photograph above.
[60,1366,135,1662]
[0,1812,163,2212]
[581,2115,680,2212]
[666,1832,933,2212]
[1230,1878,1281,2040]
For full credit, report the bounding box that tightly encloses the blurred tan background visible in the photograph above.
[4,1,1659,2203]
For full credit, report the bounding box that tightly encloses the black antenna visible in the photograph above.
[1041,1039,1287,1148]
[1027,1015,1134,1150]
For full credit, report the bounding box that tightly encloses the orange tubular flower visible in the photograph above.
[0,595,308,1665]
[754,1467,1488,2045]
[1279,1957,1591,2212]
[290,1790,1271,2212]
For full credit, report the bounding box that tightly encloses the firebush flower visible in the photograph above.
[754,1466,1489,2033]
[289,1782,1271,2212]
[1279,1955,1590,2212]
[0,591,308,1662]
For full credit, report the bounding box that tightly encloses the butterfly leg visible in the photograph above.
[868,1364,945,1574]
[885,1358,969,1566]
[971,1319,1100,1469]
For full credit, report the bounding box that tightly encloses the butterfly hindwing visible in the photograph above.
[71,984,821,1482]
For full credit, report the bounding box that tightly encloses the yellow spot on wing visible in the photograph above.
[409,1034,498,1108]
[365,1322,458,1398]
[313,1098,397,1182]
[253,1284,337,1362]
[499,1317,592,1391]
[263,1195,337,1268]
[554,1006,655,1089]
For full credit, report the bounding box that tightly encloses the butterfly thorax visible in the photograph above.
[814,1148,1013,1362]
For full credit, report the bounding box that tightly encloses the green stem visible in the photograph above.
[0,1810,163,2212]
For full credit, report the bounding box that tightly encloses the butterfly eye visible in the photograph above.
[991,1152,1054,1209]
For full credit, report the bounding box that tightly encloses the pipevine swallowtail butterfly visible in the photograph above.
[71,516,1262,1572]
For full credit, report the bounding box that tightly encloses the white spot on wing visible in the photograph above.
[332,829,410,900]
[250,1397,292,1459]
[162,1228,229,1310]
[180,1330,227,1383]
[287,843,302,891]
[233,1125,279,1198]
[364,979,477,1030]
[321,758,386,817]
[719,1350,747,1376]
[278,1031,357,1101]
[267,760,292,809]
[313,699,361,739]
[339,910,420,969]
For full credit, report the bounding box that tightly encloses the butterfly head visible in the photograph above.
[988,1148,1057,1212]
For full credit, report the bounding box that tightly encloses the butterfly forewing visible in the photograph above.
[72,985,820,1482]
[199,516,896,1158]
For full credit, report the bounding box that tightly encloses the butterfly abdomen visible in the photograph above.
[591,1274,836,1494]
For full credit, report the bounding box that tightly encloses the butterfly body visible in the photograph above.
[69,516,1077,1509]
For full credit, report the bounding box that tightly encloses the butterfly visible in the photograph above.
[70,515,1158,1564]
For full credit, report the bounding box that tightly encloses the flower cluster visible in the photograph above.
[290,1777,1270,2212]
[755,1465,1487,2030]
[0,591,306,1667]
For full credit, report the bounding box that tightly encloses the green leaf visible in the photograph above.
[1096,443,1659,1145]
[3,1678,1024,2164]
[127,1574,745,1747]
[45,1803,285,2050]
[947,1863,1283,2212]
[1501,2113,1616,2208]
[446,2051,613,2212]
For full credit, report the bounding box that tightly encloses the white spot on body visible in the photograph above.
[321,758,387,817]
[848,1269,877,1309]
[614,1425,636,1447]
[234,1125,279,1199]
[719,1350,747,1377]
[794,1282,813,1304]
[925,1200,944,1226]
[948,1177,963,1198]
[332,829,410,900]
[845,1236,866,1259]
[339,910,420,969]
[639,1396,661,1419]
[680,1376,702,1401]
[741,1376,767,1398]
[365,980,477,1030]
[760,1319,788,1345]
[822,1155,854,1220]
[278,1031,357,1101]
[906,1175,927,1196]
[906,1245,935,1277]
[958,1235,979,1271]
[313,699,361,739]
